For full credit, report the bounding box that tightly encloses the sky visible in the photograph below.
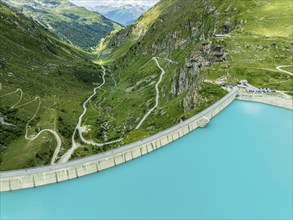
[68,0,160,7]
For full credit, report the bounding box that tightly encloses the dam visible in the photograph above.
[0,88,239,192]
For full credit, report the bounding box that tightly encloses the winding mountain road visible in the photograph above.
[0,88,21,99]
[0,88,23,110]
[0,87,62,165]
[22,97,62,165]
[1,57,175,164]
[276,65,293,76]
[59,66,123,163]
[40,63,293,164]
[28,128,62,165]
[135,57,174,129]
[11,89,23,109]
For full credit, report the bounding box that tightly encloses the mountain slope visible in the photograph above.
[1,0,292,169]
[77,0,292,158]
[99,0,292,100]
[3,0,123,49]
[0,2,104,170]
[66,0,239,159]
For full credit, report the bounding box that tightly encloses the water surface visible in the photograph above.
[1,101,292,219]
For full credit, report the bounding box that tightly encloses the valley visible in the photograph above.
[0,0,292,171]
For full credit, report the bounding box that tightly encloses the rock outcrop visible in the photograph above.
[172,42,226,112]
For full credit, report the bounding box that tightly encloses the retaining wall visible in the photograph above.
[0,88,239,192]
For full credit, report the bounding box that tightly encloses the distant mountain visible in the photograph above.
[2,0,123,49]
[91,5,116,14]
[125,19,136,26]
[94,4,150,26]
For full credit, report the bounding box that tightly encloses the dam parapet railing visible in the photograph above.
[0,88,239,192]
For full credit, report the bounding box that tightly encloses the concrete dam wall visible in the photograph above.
[0,88,239,192]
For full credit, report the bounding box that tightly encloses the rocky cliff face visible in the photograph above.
[174,42,226,112]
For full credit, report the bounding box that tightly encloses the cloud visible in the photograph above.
[68,0,160,7]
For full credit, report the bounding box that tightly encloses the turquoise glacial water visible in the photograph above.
[0,100,292,219]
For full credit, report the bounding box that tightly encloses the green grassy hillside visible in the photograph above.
[0,2,104,170]
[71,0,243,158]
[100,0,292,92]
[3,0,123,49]
[203,0,293,92]
[76,0,292,158]
[1,0,292,169]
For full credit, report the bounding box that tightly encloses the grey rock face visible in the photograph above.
[172,42,226,112]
